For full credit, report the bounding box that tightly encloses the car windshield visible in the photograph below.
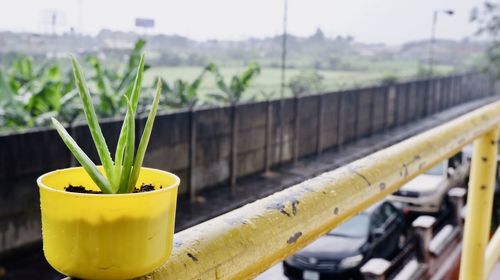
[329,214,369,238]
[426,162,444,176]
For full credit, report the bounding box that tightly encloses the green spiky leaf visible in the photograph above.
[71,56,115,183]
[127,78,162,192]
[52,118,112,194]
[117,96,135,193]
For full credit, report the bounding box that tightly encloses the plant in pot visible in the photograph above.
[37,55,179,280]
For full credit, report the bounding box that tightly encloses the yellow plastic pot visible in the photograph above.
[37,167,179,280]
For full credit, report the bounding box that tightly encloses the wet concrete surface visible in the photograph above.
[0,97,497,280]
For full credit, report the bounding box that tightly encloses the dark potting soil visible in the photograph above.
[64,185,102,194]
[132,184,156,193]
[64,183,159,194]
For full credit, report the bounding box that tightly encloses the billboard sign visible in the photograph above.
[135,18,155,28]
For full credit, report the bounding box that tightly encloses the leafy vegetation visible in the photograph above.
[0,40,154,132]
[0,56,79,130]
[380,74,399,86]
[205,62,261,104]
[159,67,207,109]
[288,71,324,96]
[52,55,161,194]
[1,31,466,133]
[0,37,267,133]
[471,2,500,77]
[84,39,150,117]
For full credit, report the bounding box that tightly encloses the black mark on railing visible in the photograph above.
[347,165,371,186]
[400,163,409,177]
[291,201,299,216]
[287,232,303,244]
[267,196,300,218]
[280,209,291,217]
[187,253,199,262]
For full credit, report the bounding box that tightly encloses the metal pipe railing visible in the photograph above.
[485,227,500,277]
[131,101,500,280]
[460,128,499,280]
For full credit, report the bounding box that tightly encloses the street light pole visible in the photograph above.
[428,9,454,75]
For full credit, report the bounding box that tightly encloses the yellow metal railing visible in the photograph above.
[136,101,500,280]
[460,128,499,280]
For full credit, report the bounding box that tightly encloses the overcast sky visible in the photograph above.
[0,0,488,45]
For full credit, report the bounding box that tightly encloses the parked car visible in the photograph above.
[283,201,407,280]
[388,151,469,214]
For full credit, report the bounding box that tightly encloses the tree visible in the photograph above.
[471,2,500,77]
[309,28,326,43]
[380,74,399,86]
[288,70,325,96]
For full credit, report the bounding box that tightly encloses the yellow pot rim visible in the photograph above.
[37,166,180,197]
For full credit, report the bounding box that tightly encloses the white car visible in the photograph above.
[388,152,469,213]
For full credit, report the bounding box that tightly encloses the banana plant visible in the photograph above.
[0,56,79,129]
[205,62,261,105]
[7,56,34,91]
[159,68,207,109]
[84,39,150,117]
[0,69,28,128]
[259,89,276,101]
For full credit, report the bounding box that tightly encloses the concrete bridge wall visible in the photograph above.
[0,72,495,254]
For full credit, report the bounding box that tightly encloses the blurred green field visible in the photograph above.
[144,63,455,101]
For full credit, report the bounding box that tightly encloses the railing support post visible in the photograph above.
[448,187,466,229]
[360,258,391,280]
[413,215,436,265]
[460,127,499,280]
[485,227,500,277]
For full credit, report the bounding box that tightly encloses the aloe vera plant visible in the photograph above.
[51,55,161,194]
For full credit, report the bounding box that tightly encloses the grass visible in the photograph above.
[144,63,454,101]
